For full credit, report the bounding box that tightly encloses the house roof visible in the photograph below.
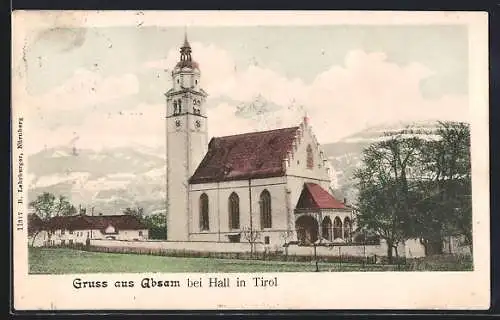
[295,183,347,210]
[189,126,300,184]
[44,214,147,231]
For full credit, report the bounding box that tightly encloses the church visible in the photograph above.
[166,34,355,247]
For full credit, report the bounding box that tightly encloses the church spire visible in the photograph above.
[180,29,192,62]
[183,27,190,47]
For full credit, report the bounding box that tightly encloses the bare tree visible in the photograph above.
[280,230,295,258]
[241,226,262,258]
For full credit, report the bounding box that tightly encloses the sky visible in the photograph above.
[20,24,469,155]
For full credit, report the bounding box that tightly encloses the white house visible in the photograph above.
[29,214,149,247]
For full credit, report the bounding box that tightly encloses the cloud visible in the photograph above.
[26,102,165,154]
[26,44,468,154]
[303,50,468,141]
[25,68,139,114]
[34,27,87,53]
[143,42,236,95]
[74,102,165,150]
[144,45,468,145]
[21,68,142,154]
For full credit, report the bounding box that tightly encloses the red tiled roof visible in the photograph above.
[189,126,299,184]
[295,183,347,210]
[45,214,147,231]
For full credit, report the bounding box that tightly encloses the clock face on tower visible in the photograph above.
[195,120,201,128]
[175,120,181,127]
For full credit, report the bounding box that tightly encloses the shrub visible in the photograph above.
[407,254,473,271]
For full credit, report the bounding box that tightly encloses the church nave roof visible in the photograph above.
[189,126,300,184]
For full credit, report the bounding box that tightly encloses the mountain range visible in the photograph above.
[27,120,441,215]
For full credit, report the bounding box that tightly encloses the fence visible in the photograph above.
[286,243,389,257]
[48,240,409,266]
[89,238,265,253]
[87,239,399,256]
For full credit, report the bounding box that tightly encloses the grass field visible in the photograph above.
[29,247,405,274]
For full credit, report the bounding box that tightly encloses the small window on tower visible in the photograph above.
[195,80,198,85]
[177,79,179,84]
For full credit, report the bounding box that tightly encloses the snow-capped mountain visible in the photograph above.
[325,120,443,203]
[26,120,443,215]
[27,146,167,215]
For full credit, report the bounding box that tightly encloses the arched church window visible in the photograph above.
[228,192,240,230]
[199,193,209,231]
[260,190,272,229]
[333,216,343,239]
[306,145,314,169]
[177,99,182,113]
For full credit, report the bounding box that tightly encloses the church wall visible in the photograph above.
[187,186,220,242]
[188,177,288,244]
[283,121,334,239]
[285,121,331,184]
[249,182,289,248]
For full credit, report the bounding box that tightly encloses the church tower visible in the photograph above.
[166,33,208,241]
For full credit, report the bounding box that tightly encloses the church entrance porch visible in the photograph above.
[293,182,355,245]
[295,215,318,245]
